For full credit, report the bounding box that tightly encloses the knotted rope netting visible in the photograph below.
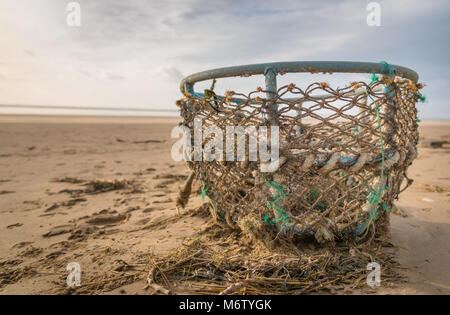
[176,61,423,243]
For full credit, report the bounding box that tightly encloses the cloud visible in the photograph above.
[155,66,184,84]
[0,0,449,118]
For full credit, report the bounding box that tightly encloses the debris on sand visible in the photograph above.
[84,179,136,194]
[419,140,449,149]
[44,198,87,212]
[415,183,450,193]
[145,220,402,295]
[0,260,35,289]
[115,137,165,144]
[44,204,60,212]
[68,224,99,241]
[176,172,195,209]
[145,266,171,295]
[36,203,399,295]
[51,177,86,184]
[152,198,173,204]
[6,223,23,229]
[19,246,43,258]
[132,139,165,144]
[238,213,274,248]
[58,188,85,196]
[42,225,75,238]
[86,213,128,226]
[54,178,141,196]
[152,174,188,181]
[0,190,15,195]
[85,179,128,193]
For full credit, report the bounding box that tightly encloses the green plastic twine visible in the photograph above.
[365,105,388,225]
[369,73,379,84]
[380,60,394,76]
[200,181,221,218]
[369,61,394,85]
[264,179,290,225]
[201,182,207,200]
[362,60,395,227]
[417,93,427,103]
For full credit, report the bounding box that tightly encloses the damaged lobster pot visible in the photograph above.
[175,61,422,244]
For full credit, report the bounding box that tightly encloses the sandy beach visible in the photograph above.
[0,115,449,295]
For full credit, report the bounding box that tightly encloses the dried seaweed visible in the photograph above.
[144,213,402,295]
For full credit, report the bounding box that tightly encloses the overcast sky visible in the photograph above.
[0,0,448,118]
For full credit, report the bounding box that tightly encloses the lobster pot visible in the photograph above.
[177,62,421,243]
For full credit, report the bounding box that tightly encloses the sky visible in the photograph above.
[0,0,448,118]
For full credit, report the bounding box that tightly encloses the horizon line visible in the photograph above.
[0,103,179,112]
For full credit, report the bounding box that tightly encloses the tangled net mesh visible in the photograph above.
[177,74,422,246]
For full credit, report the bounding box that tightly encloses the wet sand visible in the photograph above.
[0,115,448,294]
